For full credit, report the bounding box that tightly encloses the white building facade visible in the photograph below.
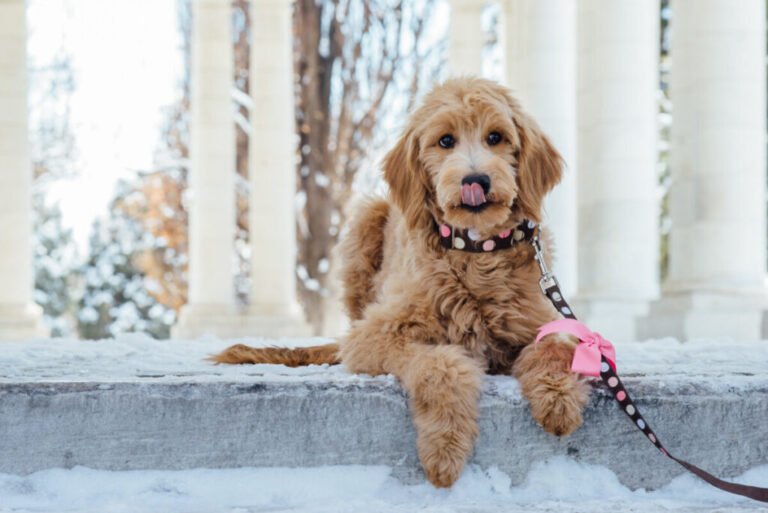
[1,0,765,341]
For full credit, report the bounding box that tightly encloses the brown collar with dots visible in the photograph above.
[437,219,538,252]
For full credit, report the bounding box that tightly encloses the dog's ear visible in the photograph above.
[383,127,433,230]
[512,110,564,223]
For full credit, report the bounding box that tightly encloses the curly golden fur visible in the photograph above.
[212,77,589,488]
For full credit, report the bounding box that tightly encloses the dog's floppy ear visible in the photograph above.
[512,110,564,223]
[383,127,433,230]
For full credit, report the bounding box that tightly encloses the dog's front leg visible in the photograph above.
[398,343,484,488]
[513,333,589,437]
[341,306,484,488]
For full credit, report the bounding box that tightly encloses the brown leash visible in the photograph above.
[530,228,768,503]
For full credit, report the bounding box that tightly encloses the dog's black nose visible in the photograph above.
[461,174,491,194]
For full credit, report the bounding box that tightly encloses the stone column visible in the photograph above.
[504,0,577,296]
[573,0,660,341]
[640,0,767,340]
[448,0,485,76]
[174,0,237,338]
[245,0,309,336]
[0,0,44,341]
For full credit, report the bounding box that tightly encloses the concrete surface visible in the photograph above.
[1,369,766,491]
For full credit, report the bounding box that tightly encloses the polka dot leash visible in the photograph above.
[531,238,768,504]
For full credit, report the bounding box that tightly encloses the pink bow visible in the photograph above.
[534,319,616,377]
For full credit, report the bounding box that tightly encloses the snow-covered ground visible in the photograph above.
[0,333,766,391]
[1,457,767,512]
[1,334,766,512]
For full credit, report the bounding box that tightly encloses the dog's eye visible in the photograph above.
[486,132,503,146]
[438,134,455,149]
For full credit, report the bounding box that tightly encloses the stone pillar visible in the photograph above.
[174,0,237,338]
[639,0,767,340]
[573,0,660,341]
[0,0,44,341]
[504,0,577,296]
[448,0,485,76]
[245,0,309,336]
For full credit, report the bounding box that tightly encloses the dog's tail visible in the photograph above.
[208,343,341,367]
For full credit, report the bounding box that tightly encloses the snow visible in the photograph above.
[0,334,765,393]
[0,334,398,387]
[1,457,766,513]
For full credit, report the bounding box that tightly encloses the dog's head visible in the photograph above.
[383,77,563,238]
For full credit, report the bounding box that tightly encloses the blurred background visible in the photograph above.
[3,0,767,342]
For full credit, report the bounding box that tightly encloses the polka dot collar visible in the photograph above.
[437,219,537,252]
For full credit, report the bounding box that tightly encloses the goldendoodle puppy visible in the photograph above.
[213,77,588,488]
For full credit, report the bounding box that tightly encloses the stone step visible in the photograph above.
[2,372,767,491]
[0,336,766,492]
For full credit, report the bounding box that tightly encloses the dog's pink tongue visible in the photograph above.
[461,183,486,206]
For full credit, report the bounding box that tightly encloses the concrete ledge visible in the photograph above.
[1,335,767,491]
[2,374,767,490]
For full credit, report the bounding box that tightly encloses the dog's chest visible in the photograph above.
[434,254,550,367]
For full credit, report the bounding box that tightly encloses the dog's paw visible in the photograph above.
[528,378,588,437]
[419,438,469,488]
[415,398,478,488]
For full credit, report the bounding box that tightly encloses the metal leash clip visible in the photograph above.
[531,227,559,294]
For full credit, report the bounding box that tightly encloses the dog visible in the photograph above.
[213,77,588,488]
